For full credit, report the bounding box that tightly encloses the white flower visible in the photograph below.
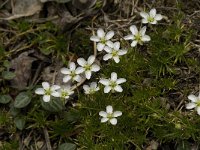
[103,41,127,63]
[124,25,150,47]
[76,55,100,79]
[186,93,200,115]
[140,8,163,24]
[61,62,82,83]
[83,82,99,94]
[57,86,74,99]
[90,28,114,51]
[99,72,126,93]
[99,105,122,125]
[35,82,60,102]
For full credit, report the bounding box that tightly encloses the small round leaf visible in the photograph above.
[0,94,12,104]
[2,71,16,80]
[14,92,31,108]
[58,143,76,150]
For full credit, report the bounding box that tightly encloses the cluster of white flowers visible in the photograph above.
[124,8,163,47]
[35,8,164,125]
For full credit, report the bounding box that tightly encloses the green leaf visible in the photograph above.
[14,117,26,130]
[0,94,12,104]
[58,143,76,150]
[3,60,11,68]
[2,71,16,80]
[14,92,31,108]
[41,97,64,112]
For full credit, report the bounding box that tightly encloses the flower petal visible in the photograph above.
[97,28,105,38]
[99,111,107,117]
[99,79,109,85]
[101,117,109,123]
[131,41,138,47]
[74,75,82,82]
[51,91,60,97]
[197,107,200,115]
[150,8,156,17]
[103,54,112,61]
[118,50,127,55]
[130,25,138,35]
[63,75,71,83]
[77,58,87,66]
[110,118,117,125]
[155,14,163,20]
[140,12,148,19]
[106,105,113,113]
[90,35,100,42]
[69,62,76,70]
[105,31,114,40]
[91,64,100,72]
[42,82,50,90]
[85,70,92,79]
[97,43,105,51]
[75,67,85,74]
[35,88,45,95]
[43,95,51,102]
[141,35,151,42]
[61,68,70,74]
[113,56,120,63]
[188,94,198,102]
[113,111,122,117]
[51,85,60,91]
[104,86,111,93]
[150,20,157,24]
[83,85,89,92]
[114,85,123,92]
[124,35,133,40]
[116,78,126,84]
[111,72,117,81]
[142,18,148,24]
[186,103,196,109]
[106,41,114,48]
[113,42,120,50]
[140,26,147,35]
[104,46,112,53]
[88,55,95,65]
[90,82,97,88]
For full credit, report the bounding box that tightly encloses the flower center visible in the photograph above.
[45,88,52,95]
[107,113,113,119]
[70,71,76,78]
[147,16,155,22]
[111,50,118,57]
[135,34,142,41]
[61,91,69,98]
[84,64,91,71]
[109,81,117,88]
[100,38,106,44]
[196,100,200,107]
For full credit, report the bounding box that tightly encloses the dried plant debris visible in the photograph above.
[10,50,36,90]
[4,0,43,20]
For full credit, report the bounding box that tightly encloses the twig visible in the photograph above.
[91,16,98,57]
[43,127,52,150]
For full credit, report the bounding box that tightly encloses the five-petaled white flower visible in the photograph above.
[103,41,127,63]
[35,82,60,102]
[99,72,126,93]
[124,25,151,47]
[186,92,200,115]
[83,82,99,94]
[99,105,122,125]
[57,86,74,99]
[61,62,82,83]
[140,8,163,24]
[90,28,114,51]
[76,55,100,79]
